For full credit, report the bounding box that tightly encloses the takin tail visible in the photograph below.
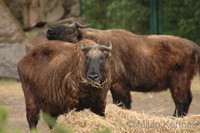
[196,47,200,76]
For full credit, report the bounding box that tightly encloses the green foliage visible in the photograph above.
[52,125,111,133]
[0,106,22,133]
[106,0,150,34]
[92,127,111,133]
[82,0,110,29]
[30,128,38,133]
[0,106,8,133]
[82,0,200,44]
[42,112,57,128]
[82,0,150,34]
[43,113,74,133]
[51,124,74,133]
[164,0,200,44]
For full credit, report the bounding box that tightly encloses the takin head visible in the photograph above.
[81,43,112,86]
[46,22,89,43]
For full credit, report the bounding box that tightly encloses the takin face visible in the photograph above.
[46,22,89,43]
[46,25,67,41]
[81,43,112,87]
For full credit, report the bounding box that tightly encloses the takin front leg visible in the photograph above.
[90,98,106,116]
[170,74,193,117]
[110,83,132,109]
[183,89,193,114]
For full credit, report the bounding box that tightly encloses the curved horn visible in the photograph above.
[97,42,112,52]
[81,44,93,51]
[75,22,90,29]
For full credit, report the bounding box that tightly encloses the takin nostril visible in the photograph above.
[87,74,100,81]
[47,28,53,33]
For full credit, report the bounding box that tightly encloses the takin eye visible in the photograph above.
[67,28,75,34]
[85,56,89,64]
[100,55,106,64]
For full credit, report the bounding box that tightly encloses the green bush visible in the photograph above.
[82,0,150,34]
[0,106,22,133]
[0,106,8,133]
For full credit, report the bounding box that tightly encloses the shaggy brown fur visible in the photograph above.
[46,24,200,117]
[17,39,112,130]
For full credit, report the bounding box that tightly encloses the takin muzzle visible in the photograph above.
[81,43,112,89]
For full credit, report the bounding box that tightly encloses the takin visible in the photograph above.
[17,39,112,130]
[46,22,200,117]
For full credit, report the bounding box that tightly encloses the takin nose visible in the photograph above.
[47,28,53,33]
[87,74,100,81]
[46,29,54,39]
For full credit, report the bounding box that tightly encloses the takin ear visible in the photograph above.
[103,51,111,58]
[97,43,112,58]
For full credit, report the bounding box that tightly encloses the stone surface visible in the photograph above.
[4,0,23,27]
[0,0,81,79]
[0,0,25,42]
[5,0,66,29]
[0,0,26,79]
[0,42,26,79]
[61,0,80,18]
[68,0,80,17]
[4,0,80,29]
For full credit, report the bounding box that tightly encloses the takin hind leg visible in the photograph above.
[110,83,132,109]
[171,89,192,117]
[23,88,40,130]
[170,74,193,117]
[19,72,40,130]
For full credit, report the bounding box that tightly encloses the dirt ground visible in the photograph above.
[0,77,200,133]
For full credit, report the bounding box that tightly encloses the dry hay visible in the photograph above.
[52,104,200,133]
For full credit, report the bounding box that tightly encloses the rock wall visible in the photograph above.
[4,0,80,29]
[0,0,81,79]
[0,0,26,79]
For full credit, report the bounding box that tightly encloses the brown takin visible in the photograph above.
[17,39,112,130]
[46,22,200,117]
